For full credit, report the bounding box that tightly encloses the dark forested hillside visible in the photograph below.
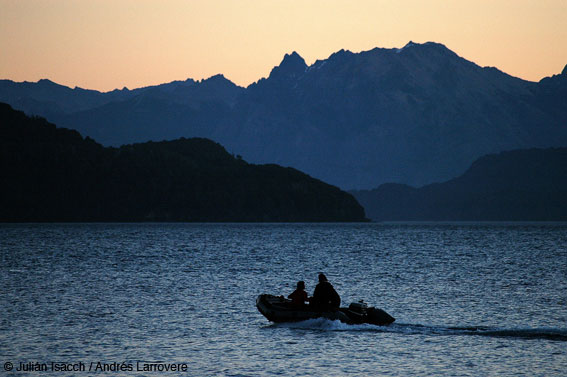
[0,103,366,222]
[352,148,567,221]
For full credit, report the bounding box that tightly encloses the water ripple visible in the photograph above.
[1,223,566,376]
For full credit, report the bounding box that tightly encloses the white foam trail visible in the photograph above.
[275,318,388,331]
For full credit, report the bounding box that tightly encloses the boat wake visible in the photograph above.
[268,320,567,341]
[393,323,567,342]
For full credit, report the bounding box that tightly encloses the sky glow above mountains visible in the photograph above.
[1,0,566,91]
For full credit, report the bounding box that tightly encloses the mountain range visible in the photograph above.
[2,41,566,189]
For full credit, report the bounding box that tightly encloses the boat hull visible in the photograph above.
[256,294,395,326]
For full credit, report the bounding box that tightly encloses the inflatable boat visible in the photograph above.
[256,294,395,326]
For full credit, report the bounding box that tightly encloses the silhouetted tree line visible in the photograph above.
[0,103,367,222]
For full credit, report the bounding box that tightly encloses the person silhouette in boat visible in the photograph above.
[311,273,341,311]
[288,280,310,306]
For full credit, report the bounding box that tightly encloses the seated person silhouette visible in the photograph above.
[288,280,310,306]
[311,273,340,311]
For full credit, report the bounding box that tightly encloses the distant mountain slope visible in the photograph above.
[235,43,567,189]
[0,103,366,222]
[2,42,566,189]
[0,75,242,119]
[352,148,567,221]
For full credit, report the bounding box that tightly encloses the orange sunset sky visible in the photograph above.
[1,0,566,92]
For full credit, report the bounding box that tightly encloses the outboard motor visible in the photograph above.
[348,300,395,326]
[342,301,368,324]
[348,301,368,314]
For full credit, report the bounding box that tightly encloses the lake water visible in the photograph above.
[1,223,566,376]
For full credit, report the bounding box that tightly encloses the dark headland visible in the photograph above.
[0,103,367,222]
[352,148,567,221]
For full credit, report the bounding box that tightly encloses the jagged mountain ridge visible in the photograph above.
[2,41,566,189]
